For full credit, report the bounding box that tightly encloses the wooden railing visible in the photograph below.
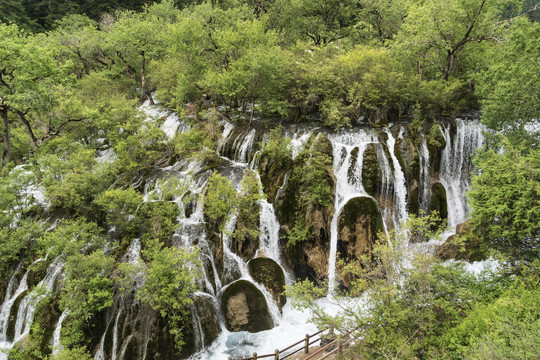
[227,327,359,360]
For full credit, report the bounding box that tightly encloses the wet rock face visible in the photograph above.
[92,290,178,360]
[248,257,286,310]
[429,182,448,221]
[221,280,273,333]
[181,295,222,357]
[337,197,384,260]
[232,217,260,262]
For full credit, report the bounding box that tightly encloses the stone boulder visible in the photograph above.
[337,197,384,260]
[221,280,273,333]
[248,257,286,310]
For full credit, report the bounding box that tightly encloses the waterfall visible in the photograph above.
[419,134,431,211]
[0,258,62,360]
[51,310,68,355]
[439,119,485,227]
[384,128,409,224]
[327,130,377,293]
[0,266,30,358]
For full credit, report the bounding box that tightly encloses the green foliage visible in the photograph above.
[140,199,180,241]
[476,18,540,141]
[287,212,484,358]
[260,125,292,167]
[393,0,518,80]
[173,119,220,164]
[468,138,539,263]
[138,242,201,351]
[60,249,114,348]
[286,218,311,247]
[114,124,171,181]
[294,135,333,207]
[49,347,92,360]
[0,220,45,278]
[36,219,105,260]
[204,171,237,234]
[94,187,144,238]
[443,283,540,359]
[234,169,265,242]
[38,145,117,217]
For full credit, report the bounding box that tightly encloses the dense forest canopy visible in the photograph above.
[0,0,538,359]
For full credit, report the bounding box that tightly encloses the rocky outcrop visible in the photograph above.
[183,295,221,355]
[436,221,486,262]
[337,197,384,260]
[248,257,286,310]
[276,133,335,282]
[221,280,273,333]
[429,182,448,221]
[424,123,446,179]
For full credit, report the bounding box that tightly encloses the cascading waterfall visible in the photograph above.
[419,134,431,210]
[439,119,485,227]
[327,130,377,292]
[384,128,409,224]
[2,100,489,360]
[51,310,68,355]
[0,258,62,360]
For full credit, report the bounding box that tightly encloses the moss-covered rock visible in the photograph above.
[425,123,447,178]
[275,132,335,282]
[231,216,260,262]
[407,179,421,215]
[248,257,286,310]
[361,144,382,197]
[221,280,273,333]
[337,197,384,260]
[436,221,487,262]
[394,125,420,183]
[429,182,448,221]
[7,289,29,341]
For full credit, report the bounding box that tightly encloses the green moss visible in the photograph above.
[429,182,448,222]
[248,258,287,309]
[361,144,380,197]
[338,197,384,244]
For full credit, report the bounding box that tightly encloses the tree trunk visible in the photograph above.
[1,106,10,165]
[16,110,38,156]
[140,51,154,105]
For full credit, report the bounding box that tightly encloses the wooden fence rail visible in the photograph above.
[227,327,359,360]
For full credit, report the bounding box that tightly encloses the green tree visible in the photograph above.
[94,187,144,238]
[204,171,238,236]
[393,0,518,80]
[138,243,201,351]
[476,18,540,140]
[234,169,265,242]
[468,138,539,264]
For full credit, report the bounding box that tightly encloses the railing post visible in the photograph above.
[338,337,343,354]
[274,349,279,360]
[253,352,258,360]
[304,333,309,353]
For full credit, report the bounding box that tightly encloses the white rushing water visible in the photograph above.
[439,119,485,227]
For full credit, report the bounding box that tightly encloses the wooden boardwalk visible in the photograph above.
[228,327,359,360]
